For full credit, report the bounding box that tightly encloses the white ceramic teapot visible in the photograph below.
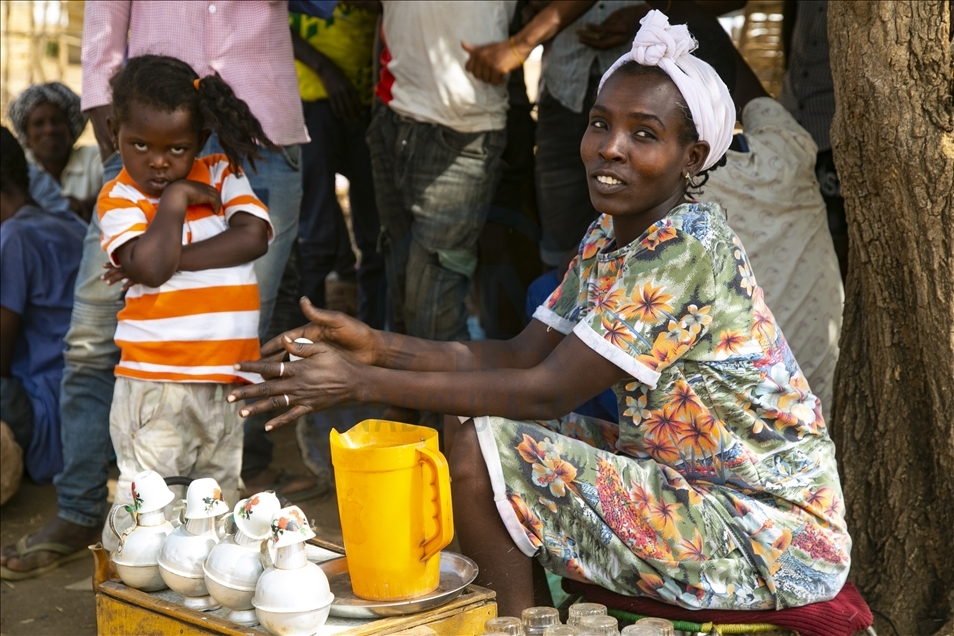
[252,506,334,636]
[157,478,230,610]
[109,470,176,591]
[203,491,281,625]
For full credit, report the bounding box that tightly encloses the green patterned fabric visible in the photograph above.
[479,203,850,610]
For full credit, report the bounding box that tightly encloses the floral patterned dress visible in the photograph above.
[473,202,851,610]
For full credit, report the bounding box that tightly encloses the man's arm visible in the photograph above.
[290,28,362,120]
[81,1,132,161]
[463,0,598,85]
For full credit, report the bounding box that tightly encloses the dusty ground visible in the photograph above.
[0,422,343,636]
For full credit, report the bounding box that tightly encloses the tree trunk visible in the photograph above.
[828,2,954,634]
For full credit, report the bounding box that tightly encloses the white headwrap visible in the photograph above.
[598,10,735,172]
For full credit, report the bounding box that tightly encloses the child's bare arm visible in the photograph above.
[177,211,269,272]
[113,180,220,288]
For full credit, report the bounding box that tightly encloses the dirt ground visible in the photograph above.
[0,421,343,636]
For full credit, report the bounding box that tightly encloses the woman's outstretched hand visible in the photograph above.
[260,297,381,366]
[228,336,357,431]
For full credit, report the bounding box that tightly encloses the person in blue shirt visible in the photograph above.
[0,126,85,493]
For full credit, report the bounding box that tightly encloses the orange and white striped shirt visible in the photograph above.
[98,155,272,384]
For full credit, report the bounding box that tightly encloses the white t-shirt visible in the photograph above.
[382,1,516,133]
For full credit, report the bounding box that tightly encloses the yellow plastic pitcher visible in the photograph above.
[329,420,454,601]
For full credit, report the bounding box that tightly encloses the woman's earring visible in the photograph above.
[685,172,691,181]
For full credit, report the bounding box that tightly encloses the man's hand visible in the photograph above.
[462,40,526,86]
[290,27,363,121]
[578,4,650,50]
[316,62,362,121]
[86,105,116,163]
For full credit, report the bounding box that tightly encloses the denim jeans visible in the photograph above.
[55,144,300,528]
[299,100,385,328]
[366,107,506,341]
[534,78,600,268]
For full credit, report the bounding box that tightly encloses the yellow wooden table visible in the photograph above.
[91,545,497,636]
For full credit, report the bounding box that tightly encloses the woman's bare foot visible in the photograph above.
[0,517,101,575]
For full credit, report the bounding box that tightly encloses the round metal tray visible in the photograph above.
[317,552,478,619]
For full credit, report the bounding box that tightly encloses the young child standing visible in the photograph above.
[97,55,273,525]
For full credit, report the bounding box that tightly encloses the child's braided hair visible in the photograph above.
[109,55,278,173]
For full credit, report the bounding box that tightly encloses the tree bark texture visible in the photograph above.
[828,2,954,634]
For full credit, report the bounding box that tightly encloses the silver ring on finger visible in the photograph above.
[284,394,290,407]
[279,362,285,378]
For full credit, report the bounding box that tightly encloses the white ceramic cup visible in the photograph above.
[269,506,316,548]
[129,470,176,514]
[234,491,282,540]
[185,477,230,519]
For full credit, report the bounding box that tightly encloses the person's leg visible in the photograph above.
[189,384,243,509]
[479,95,543,339]
[449,421,549,616]
[297,100,343,310]
[341,112,386,329]
[534,86,599,269]
[1,152,126,573]
[401,123,507,341]
[105,379,196,543]
[366,107,412,334]
[815,149,848,282]
[0,377,34,453]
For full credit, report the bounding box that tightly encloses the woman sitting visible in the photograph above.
[229,12,851,617]
[8,82,102,222]
[1,127,86,484]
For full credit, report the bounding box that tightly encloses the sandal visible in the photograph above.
[0,533,89,581]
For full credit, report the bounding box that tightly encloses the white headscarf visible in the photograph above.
[598,10,735,172]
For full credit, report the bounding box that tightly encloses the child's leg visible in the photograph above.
[190,384,243,510]
[104,378,194,549]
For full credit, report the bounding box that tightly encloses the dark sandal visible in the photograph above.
[0,533,89,581]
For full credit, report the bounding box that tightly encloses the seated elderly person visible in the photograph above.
[0,127,85,489]
[8,82,102,222]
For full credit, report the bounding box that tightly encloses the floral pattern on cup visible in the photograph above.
[234,491,282,540]
[270,506,315,546]
[185,477,229,519]
[238,495,259,520]
[203,487,223,513]
[125,470,175,515]
[125,482,145,514]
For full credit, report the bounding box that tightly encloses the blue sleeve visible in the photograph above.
[0,226,29,315]
[288,0,338,18]
[28,164,70,214]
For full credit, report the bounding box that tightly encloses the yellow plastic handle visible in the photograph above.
[418,446,454,563]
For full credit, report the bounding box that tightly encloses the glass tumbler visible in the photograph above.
[621,618,675,636]
[543,626,580,636]
[578,614,619,635]
[567,602,608,627]
[485,616,525,635]
[522,606,561,636]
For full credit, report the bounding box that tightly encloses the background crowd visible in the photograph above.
[0,0,844,583]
